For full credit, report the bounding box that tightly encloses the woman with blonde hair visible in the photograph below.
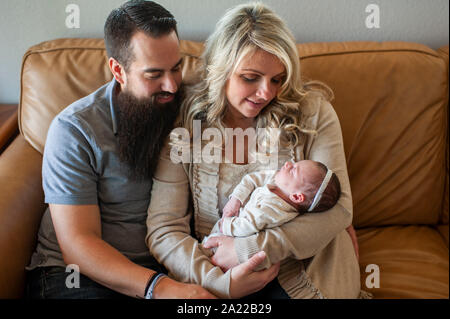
[146,2,365,298]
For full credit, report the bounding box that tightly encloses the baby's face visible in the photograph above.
[274,160,320,195]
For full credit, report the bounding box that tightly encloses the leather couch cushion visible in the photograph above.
[357,225,449,298]
[436,45,448,227]
[436,225,449,248]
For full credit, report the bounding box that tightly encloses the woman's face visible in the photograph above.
[225,49,286,122]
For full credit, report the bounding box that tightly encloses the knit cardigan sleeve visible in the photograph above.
[145,142,231,298]
[234,98,353,267]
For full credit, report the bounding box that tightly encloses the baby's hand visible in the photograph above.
[218,218,224,232]
[222,197,241,218]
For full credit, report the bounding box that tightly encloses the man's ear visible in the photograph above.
[289,192,305,204]
[109,57,126,85]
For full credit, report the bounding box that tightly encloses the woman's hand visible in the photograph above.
[229,251,280,298]
[345,224,359,261]
[203,235,239,272]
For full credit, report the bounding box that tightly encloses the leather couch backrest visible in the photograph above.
[19,39,448,227]
[296,42,448,227]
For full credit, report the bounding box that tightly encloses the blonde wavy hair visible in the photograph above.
[178,2,333,151]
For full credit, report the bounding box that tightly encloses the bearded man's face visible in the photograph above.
[113,31,183,180]
[116,86,182,180]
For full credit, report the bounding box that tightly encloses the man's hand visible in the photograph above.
[153,277,217,299]
[346,224,359,261]
[203,235,238,272]
[222,197,241,218]
[229,251,280,298]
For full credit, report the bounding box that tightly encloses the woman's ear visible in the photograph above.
[289,192,305,204]
[109,57,126,85]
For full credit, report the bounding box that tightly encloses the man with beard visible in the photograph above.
[116,83,182,181]
[25,0,220,299]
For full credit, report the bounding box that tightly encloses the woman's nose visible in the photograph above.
[256,80,275,101]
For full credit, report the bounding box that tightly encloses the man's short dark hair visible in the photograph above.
[104,0,178,71]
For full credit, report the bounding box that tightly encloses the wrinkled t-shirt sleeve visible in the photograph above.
[43,116,98,205]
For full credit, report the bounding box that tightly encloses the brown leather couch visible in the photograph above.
[0,38,448,299]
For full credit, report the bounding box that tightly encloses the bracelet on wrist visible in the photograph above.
[144,272,159,298]
[144,273,167,299]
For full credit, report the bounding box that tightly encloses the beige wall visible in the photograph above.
[0,0,448,103]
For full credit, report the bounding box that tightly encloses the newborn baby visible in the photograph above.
[204,160,341,241]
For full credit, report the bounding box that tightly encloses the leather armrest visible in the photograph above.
[0,135,45,298]
[0,105,18,153]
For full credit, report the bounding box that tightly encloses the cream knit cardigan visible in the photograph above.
[146,96,363,299]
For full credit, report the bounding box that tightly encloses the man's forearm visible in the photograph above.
[61,233,217,299]
[61,233,154,298]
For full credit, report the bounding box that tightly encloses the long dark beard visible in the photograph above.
[116,88,182,181]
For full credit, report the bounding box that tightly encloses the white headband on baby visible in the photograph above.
[308,169,333,212]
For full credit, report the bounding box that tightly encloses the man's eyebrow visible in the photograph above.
[172,58,183,69]
[143,58,183,73]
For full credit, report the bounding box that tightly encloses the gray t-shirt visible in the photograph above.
[27,79,160,270]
